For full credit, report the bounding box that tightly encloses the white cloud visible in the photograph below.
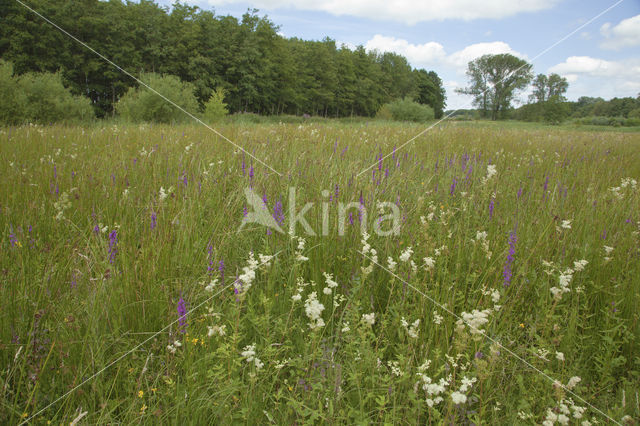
[365,35,446,66]
[446,41,527,69]
[549,56,640,99]
[204,0,559,25]
[549,56,622,77]
[364,36,526,71]
[600,14,640,50]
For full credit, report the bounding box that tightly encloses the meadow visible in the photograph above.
[0,121,639,424]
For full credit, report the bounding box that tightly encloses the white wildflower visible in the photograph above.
[451,391,467,404]
[386,256,397,272]
[304,292,325,329]
[401,317,420,338]
[362,312,375,326]
[556,351,565,361]
[322,272,338,295]
[423,257,435,270]
[207,325,226,337]
[566,376,581,390]
[241,343,263,369]
[399,246,413,262]
[573,259,588,272]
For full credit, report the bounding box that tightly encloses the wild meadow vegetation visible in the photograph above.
[1,121,639,424]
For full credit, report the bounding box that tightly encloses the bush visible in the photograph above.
[376,98,435,122]
[116,73,199,123]
[0,60,94,125]
[203,87,228,123]
[19,72,95,124]
[0,61,27,125]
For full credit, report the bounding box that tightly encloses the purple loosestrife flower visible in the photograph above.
[219,259,225,283]
[108,230,118,263]
[151,212,157,230]
[207,245,215,277]
[177,295,188,333]
[273,200,285,226]
[449,177,457,196]
[489,198,495,219]
[503,229,517,287]
[9,229,17,247]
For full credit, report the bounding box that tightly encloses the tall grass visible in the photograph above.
[0,121,638,424]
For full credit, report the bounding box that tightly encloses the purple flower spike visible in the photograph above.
[503,229,517,287]
[177,295,188,333]
[108,230,118,263]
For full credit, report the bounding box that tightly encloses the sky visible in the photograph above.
[157,0,640,110]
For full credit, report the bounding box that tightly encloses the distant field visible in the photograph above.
[1,122,639,424]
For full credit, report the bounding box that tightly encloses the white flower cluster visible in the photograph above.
[548,259,587,301]
[241,343,264,369]
[360,233,377,276]
[416,365,449,407]
[304,291,325,329]
[361,312,375,326]
[423,256,435,271]
[322,272,338,295]
[603,245,613,263]
[401,317,420,338]
[387,256,397,272]
[167,340,182,354]
[291,277,308,302]
[432,310,443,325]
[609,177,637,199]
[207,324,226,337]
[399,246,413,262]
[474,230,492,259]
[53,190,73,221]
[159,186,173,201]
[451,376,477,405]
[204,278,218,292]
[482,164,497,184]
[294,236,309,262]
[387,360,404,377]
[456,309,492,336]
[235,252,260,294]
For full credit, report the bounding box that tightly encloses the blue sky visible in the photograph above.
[158,0,640,109]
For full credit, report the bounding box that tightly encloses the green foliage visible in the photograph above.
[457,54,533,120]
[0,60,94,125]
[377,98,435,122]
[412,69,446,118]
[0,1,446,118]
[115,73,199,123]
[516,96,571,124]
[203,87,228,123]
[0,61,26,125]
[542,96,570,124]
[0,123,639,424]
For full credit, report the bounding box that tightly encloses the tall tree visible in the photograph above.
[457,54,533,120]
[413,69,446,118]
[531,73,568,103]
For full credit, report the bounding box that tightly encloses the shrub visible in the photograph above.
[0,60,94,125]
[377,98,435,122]
[203,87,228,123]
[116,73,199,123]
[0,61,27,125]
[19,72,95,124]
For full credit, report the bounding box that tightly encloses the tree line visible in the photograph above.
[0,0,446,119]
[455,53,640,125]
